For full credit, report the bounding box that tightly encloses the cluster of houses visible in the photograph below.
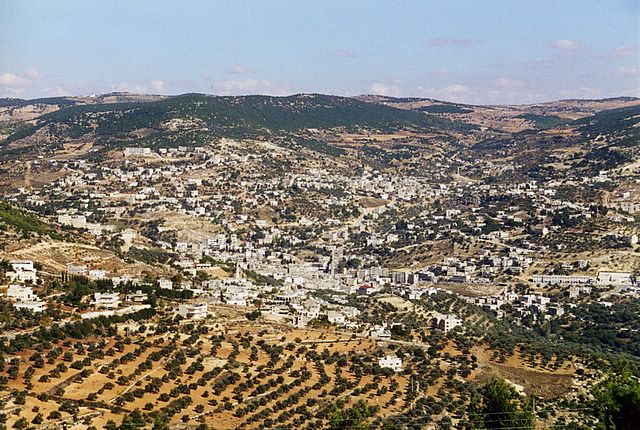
[469,277,634,321]
[7,284,46,313]
[3,139,638,351]
[4,261,46,313]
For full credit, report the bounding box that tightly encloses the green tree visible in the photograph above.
[119,409,145,430]
[328,400,376,430]
[469,379,534,429]
[591,373,640,430]
[151,416,169,430]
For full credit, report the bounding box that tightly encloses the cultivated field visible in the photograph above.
[0,303,584,430]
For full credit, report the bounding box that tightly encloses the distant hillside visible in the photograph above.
[2,93,474,148]
[514,113,566,129]
[360,95,640,132]
[471,104,640,177]
[574,104,640,141]
[0,97,78,108]
[0,201,61,239]
[1,93,637,172]
[0,92,165,109]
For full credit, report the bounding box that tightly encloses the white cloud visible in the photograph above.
[42,86,72,97]
[415,84,470,103]
[623,87,640,97]
[492,77,526,90]
[603,45,639,59]
[416,82,544,105]
[23,69,41,80]
[369,81,403,97]
[615,66,640,77]
[0,72,29,87]
[0,87,26,98]
[229,65,251,74]
[550,39,588,52]
[109,80,168,94]
[0,69,45,97]
[429,68,449,77]
[213,79,292,96]
[441,84,468,94]
[110,82,150,93]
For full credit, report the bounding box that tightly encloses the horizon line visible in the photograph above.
[1,91,639,108]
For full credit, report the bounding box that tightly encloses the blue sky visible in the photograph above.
[1,0,639,104]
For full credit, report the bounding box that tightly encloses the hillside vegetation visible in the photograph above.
[0,202,61,239]
[3,94,473,147]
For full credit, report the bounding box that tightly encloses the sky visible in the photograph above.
[1,0,639,104]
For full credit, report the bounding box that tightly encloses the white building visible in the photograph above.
[378,355,403,372]
[175,302,208,320]
[597,272,635,286]
[7,285,35,302]
[81,304,150,320]
[327,310,346,325]
[158,278,173,290]
[125,290,148,303]
[92,292,121,309]
[10,261,34,272]
[226,295,248,306]
[370,325,392,340]
[531,275,595,285]
[432,314,462,334]
[124,147,152,157]
[7,282,45,313]
[67,264,87,275]
[57,214,87,229]
[13,301,46,313]
[121,229,137,246]
[111,274,139,286]
[7,260,37,283]
[88,269,107,280]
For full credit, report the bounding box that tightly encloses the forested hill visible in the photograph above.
[2,93,474,146]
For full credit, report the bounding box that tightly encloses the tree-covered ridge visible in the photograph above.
[4,93,475,145]
[475,104,640,148]
[575,104,640,137]
[470,103,640,179]
[416,104,474,114]
[558,300,640,357]
[515,113,566,129]
[0,202,61,239]
[0,97,78,108]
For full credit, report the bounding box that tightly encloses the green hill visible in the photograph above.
[0,201,61,239]
[0,96,78,108]
[4,93,474,146]
[515,113,566,129]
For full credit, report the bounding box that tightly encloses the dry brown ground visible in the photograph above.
[359,197,389,209]
[1,239,160,276]
[0,309,588,430]
[138,210,224,242]
[470,345,576,398]
[0,320,411,430]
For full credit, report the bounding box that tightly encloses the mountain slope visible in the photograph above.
[361,95,640,132]
[470,104,640,178]
[2,93,473,147]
